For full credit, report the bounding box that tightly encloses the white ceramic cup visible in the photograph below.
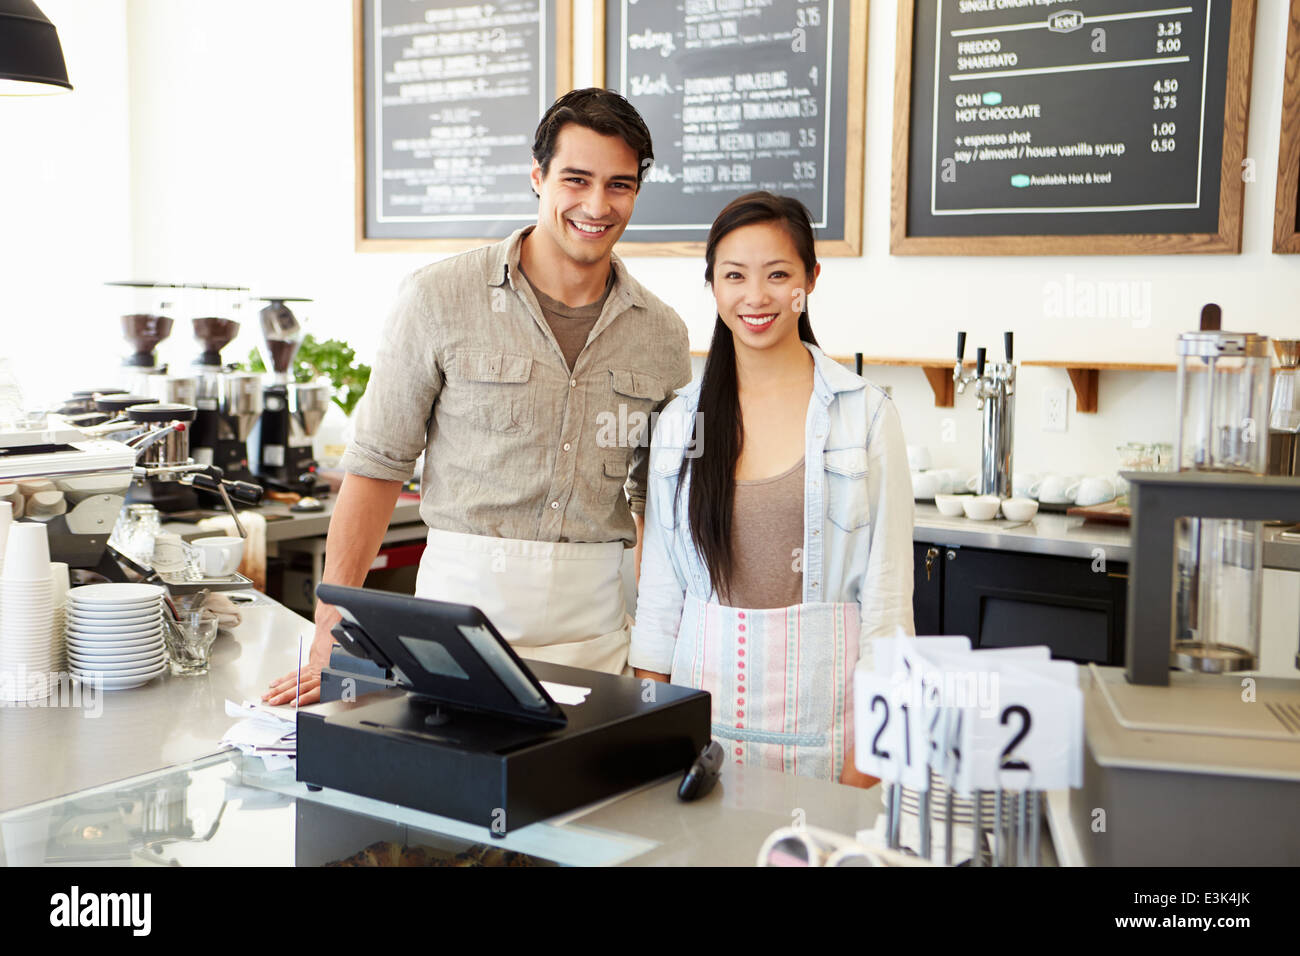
[962,495,1001,521]
[907,445,933,472]
[912,471,941,499]
[193,536,244,577]
[1035,474,1081,504]
[151,533,188,572]
[1001,497,1040,522]
[1075,476,1117,507]
[1012,472,1040,499]
[26,490,66,519]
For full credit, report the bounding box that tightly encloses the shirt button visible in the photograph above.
[570,378,577,388]
[550,501,559,510]
[738,636,745,645]
[738,649,744,658]
[813,529,820,536]
[736,721,744,728]
[735,747,743,756]
[736,711,744,718]
[562,442,571,452]
[737,662,745,669]
[737,685,745,694]
[811,581,818,588]
[737,611,746,620]
[738,623,745,632]
[737,697,744,705]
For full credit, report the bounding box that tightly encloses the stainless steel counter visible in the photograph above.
[913,504,1133,562]
[915,505,1300,573]
[0,594,313,814]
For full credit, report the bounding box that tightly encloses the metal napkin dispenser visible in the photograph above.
[296,585,710,834]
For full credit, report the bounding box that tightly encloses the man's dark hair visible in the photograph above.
[532,88,654,188]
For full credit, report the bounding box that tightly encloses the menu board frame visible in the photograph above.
[353,0,574,252]
[594,0,869,257]
[891,0,1257,255]
[1273,0,1300,253]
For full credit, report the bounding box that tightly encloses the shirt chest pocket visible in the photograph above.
[443,350,534,434]
[823,447,871,532]
[609,368,666,448]
[650,455,684,531]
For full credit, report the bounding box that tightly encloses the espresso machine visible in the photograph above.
[953,332,1016,498]
[186,286,263,490]
[252,297,330,497]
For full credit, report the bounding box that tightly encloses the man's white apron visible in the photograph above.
[415,527,631,674]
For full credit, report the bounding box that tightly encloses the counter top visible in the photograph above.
[914,505,1300,572]
[164,494,424,543]
[0,594,313,814]
[912,504,1133,562]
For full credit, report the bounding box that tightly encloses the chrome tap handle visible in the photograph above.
[956,331,967,363]
[976,347,987,378]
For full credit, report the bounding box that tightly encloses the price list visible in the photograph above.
[361,0,556,240]
[605,0,855,246]
[906,0,1235,239]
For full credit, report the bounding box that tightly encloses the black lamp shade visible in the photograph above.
[0,0,72,94]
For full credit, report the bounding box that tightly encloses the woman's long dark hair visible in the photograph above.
[682,191,819,601]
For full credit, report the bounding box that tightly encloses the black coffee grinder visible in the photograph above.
[188,285,262,489]
[252,297,329,497]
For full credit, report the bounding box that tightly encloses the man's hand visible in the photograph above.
[633,668,670,683]
[264,605,339,707]
[262,473,405,707]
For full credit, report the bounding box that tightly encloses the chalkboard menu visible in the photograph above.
[1273,0,1300,253]
[354,0,572,249]
[892,0,1256,255]
[597,0,867,255]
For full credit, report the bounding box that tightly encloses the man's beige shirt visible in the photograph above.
[339,227,692,547]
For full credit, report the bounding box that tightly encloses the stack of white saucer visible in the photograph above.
[0,518,57,702]
[66,583,167,690]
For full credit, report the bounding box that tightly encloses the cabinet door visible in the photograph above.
[941,547,1127,664]
[912,542,944,635]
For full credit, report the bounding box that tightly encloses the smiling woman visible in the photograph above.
[629,191,917,789]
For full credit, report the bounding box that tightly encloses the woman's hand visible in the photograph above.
[633,668,670,683]
[840,747,880,789]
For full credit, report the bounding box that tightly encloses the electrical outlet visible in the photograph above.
[1042,386,1068,432]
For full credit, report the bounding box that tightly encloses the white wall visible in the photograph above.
[3,0,1298,477]
[0,0,132,409]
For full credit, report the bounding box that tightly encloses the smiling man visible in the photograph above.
[265,89,690,706]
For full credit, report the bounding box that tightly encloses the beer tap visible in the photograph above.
[953,332,1017,498]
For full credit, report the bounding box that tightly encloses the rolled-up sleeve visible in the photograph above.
[860,398,916,644]
[628,421,690,673]
[338,272,442,483]
[626,320,691,516]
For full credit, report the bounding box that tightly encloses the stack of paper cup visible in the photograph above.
[0,521,55,702]
[49,561,69,671]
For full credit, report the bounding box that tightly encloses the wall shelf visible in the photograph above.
[688,352,1177,412]
[1020,361,1177,414]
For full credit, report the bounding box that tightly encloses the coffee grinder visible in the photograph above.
[106,281,177,398]
[252,297,329,496]
[187,284,262,488]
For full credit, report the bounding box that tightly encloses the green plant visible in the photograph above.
[240,334,371,416]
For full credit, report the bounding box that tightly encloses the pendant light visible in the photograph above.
[0,0,73,95]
